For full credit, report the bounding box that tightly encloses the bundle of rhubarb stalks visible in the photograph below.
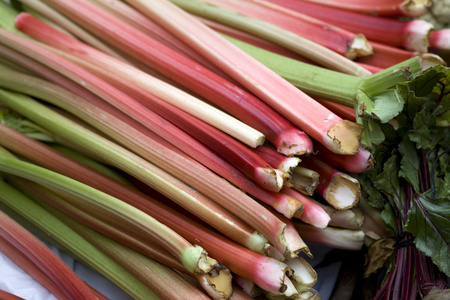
[0,0,449,299]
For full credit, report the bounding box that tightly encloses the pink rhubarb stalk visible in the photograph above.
[16,16,265,150]
[269,0,434,53]
[0,210,98,300]
[299,155,361,210]
[123,0,366,155]
[429,29,450,50]
[0,290,26,300]
[292,0,432,18]
[34,0,314,155]
[0,234,71,300]
[199,0,373,59]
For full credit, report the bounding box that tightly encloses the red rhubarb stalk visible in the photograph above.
[312,141,374,174]
[269,0,434,53]
[15,14,292,192]
[252,145,300,175]
[0,210,98,300]
[357,41,445,69]
[0,61,301,221]
[299,155,361,210]
[18,0,130,62]
[124,0,366,155]
[13,18,265,150]
[0,234,71,300]
[292,0,432,18]
[0,290,26,300]
[86,0,231,78]
[0,77,292,260]
[199,0,373,59]
[282,188,331,229]
[34,0,314,155]
[429,29,450,50]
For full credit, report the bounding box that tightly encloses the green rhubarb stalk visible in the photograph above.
[0,79,271,257]
[0,177,160,300]
[0,69,289,257]
[0,153,218,275]
[24,186,212,300]
[222,34,424,146]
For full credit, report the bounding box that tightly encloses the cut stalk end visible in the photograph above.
[401,0,432,17]
[273,130,313,156]
[421,53,447,69]
[289,167,319,196]
[286,257,317,288]
[324,174,361,210]
[325,120,365,155]
[404,20,434,53]
[346,34,373,60]
[182,245,218,274]
[197,266,233,300]
[255,167,286,192]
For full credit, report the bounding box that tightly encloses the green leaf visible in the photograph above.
[371,89,404,123]
[405,192,450,277]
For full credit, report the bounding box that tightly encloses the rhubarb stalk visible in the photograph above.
[0,209,99,300]
[0,154,220,275]
[30,0,315,155]
[269,0,434,53]
[196,0,373,59]
[0,86,291,259]
[299,155,361,210]
[292,0,432,18]
[164,0,372,76]
[123,0,366,155]
[0,176,165,300]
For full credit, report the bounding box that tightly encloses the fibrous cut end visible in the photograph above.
[197,265,233,299]
[401,0,432,17]
[346,34,373,60]
[324,173,361,210]
[325,120,365,155]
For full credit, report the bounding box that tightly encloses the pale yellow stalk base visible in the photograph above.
[196,267,233,300]
[324,173,361,210]
[289,167,319,196]
[346,34,373,60]
[182,245,218,274]
[402,0,432,16]
[286,257,317,288]
[325,120,365,155]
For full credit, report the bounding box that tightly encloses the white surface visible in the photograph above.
[0,241,338,300]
